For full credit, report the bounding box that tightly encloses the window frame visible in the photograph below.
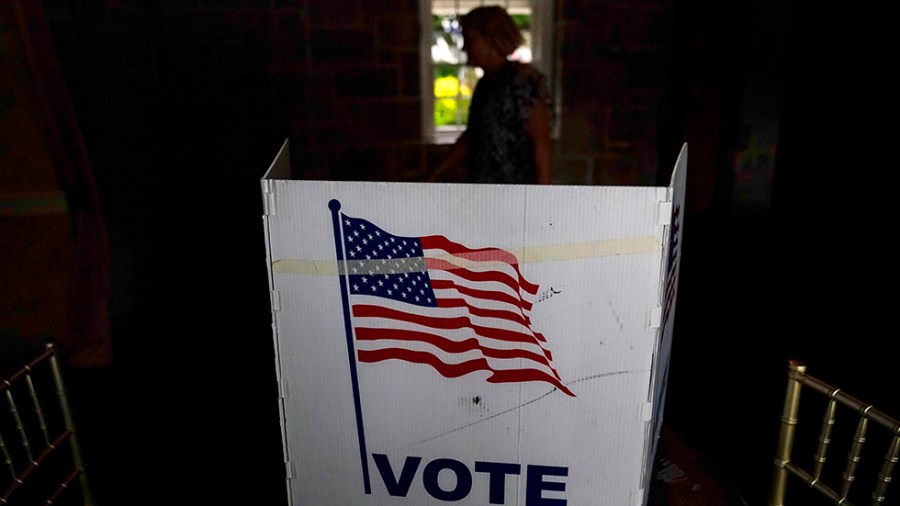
[420,0,556,145]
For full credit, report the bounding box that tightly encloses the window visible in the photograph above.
[420,0,555,144]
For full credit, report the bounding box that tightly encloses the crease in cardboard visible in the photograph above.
[657,201,673,225]
[641,402,653,422]
[517,185,529,506]
[649,306,662,328]
[260,154,294,505]
[285,461,294,479]
[632,487,646,506]
[262,179,277,216]
[270,289,281,311]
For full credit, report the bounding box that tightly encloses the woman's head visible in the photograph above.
[460,6,524,59]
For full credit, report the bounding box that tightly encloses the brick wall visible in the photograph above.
[45,0,675,188]
[555,0,670,186]
[40,0,683,329]
[34,3,814,504]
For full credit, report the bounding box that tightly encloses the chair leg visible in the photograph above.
[47,343,94,506]
[870,434,900,505]
[769,360,806,506]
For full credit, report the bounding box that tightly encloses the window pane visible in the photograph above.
[432,0,533,15]
[430,3,532,131]
[433,66,459,126]
[431,14,464,65]
[433,65,475,127]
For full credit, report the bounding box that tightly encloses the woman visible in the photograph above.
[430,5,553,184]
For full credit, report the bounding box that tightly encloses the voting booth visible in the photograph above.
[260,140,687,505]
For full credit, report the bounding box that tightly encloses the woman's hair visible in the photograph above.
[460,6,524,58]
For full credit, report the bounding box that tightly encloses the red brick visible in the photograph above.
[334,67,400,98]
[309,0,364,25]
[376,16,419,49]
[359,100,420,142]
[311,28,376,64]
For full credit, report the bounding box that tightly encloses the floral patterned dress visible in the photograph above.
[465,61,551,184]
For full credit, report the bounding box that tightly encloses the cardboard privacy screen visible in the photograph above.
[260,141,687,505]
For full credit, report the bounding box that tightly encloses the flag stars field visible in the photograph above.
[338,212,575,397]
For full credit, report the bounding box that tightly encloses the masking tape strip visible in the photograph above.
[272,236,661,276]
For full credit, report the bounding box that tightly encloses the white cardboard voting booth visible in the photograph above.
[260,141,687,505]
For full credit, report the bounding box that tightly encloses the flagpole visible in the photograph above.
[329,199,372,494]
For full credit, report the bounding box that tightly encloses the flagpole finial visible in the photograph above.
[329,199,341,212]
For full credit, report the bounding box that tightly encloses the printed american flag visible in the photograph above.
[338,212,574,397]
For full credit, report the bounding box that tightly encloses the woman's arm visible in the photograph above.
[527,98,553,184]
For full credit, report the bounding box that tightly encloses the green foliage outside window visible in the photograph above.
[430,11,530,128]
[510,14,530,30]
[434,75,472,126]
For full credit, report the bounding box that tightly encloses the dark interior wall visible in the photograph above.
[770,3,900,412]
[656,0,784,501]
[18,0,900,504]
[40,2,291,504]
[662,3,900,505]
[556,0,670,186]
[42,0,679,343]
[23,0,765,504]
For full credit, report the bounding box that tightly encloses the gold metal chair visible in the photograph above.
[769,360,900,505]
[1,343,92,505]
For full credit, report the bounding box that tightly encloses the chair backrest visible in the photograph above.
[769,360,900,506]
[0,343,92,505]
